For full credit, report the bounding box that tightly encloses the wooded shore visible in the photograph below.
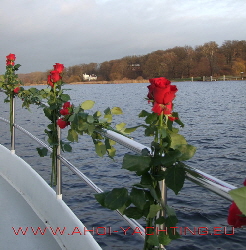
[23,79,151,86]
[69,79,150,84]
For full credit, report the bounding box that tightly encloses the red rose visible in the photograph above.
[227,179,246,228]
[50,70,61,83]
[152,102,164,115]
[63,102,72,109]
[148,78,177,104]
[60,108,70,116]
[6,53,16,61]
[228,202,246,228]
[53,63,64,73]
[47,75,54,88]
[152,103,173,115]
[149,77,171,88]
[168,116,179,121]
[147,77,178,115]
[57,118,70,129]
[6,60,15,66]
[13,87,20,94]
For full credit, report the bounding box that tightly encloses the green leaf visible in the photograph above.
[68,113,76,122]
[153,170,166,181]
[14,64,21,70]
[145,126,156,136]
[36,147,48,157]
[73,106,80,114]
[149,187,161,201]
[158,232,171,245]
[78,119,87,131]
[122,154,151,175]
[175,144,196,161]
[147,204,162,219]
[172,112,184,128]
[151,155,163,167]
[160,127,167,138]
[165,164,186,195]
[67,129,78,142]
[87,124,95,135]
[107,147,116,158]
[155,216,166,224]
[104,114,112,122]
[116,122,126,131]
[93,111,101,118]
[81,100,95,110]
[105,139,116,158]
[87,115,94,124]
[138,110,150,117]
[104,107,111,115]
[60,94,70,102]
[123,125,140,134]
[229,187,246,216]
[160,150,182,166]
[169,132,187,149]
[95,142,106,157]
[145,113,158,124]
[140,173,153,187]
[130,188,146,210]
[165,205,177,217]
[124,207,143,219]
[168,227,180,240]
[43,107,52,121]
[63,143,72,152]
[147,233,159,246]
[111,107,123,115]
[104,138,111,149]
[165,215,178,228]
[94,191,110,207]
[104,188,128,210]
[99,118,109,124]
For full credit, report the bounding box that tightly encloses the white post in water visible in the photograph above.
[56,125,62,199]
[203,76,205,81]
[210,76,213,81]
[223,75,225,81]
[191,77,193,82]
[10,96,15,154]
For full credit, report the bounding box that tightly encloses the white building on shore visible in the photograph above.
[82,73,97,81]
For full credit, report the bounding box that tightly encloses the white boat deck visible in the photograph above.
[0,144,102,250]
[0,174,61,250]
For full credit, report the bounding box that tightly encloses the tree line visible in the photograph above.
[18,40,246,84]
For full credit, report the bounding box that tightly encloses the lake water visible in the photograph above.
[0,81,246,250]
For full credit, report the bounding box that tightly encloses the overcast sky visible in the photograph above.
[1,0,245,74]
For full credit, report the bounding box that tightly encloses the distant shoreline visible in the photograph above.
[69,79,150,84]
[23,79,150,86]
[22,77,245,86]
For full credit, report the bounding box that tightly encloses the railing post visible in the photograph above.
[56,125,62,199]
[158,171,167,250]
[10,95,15,154]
